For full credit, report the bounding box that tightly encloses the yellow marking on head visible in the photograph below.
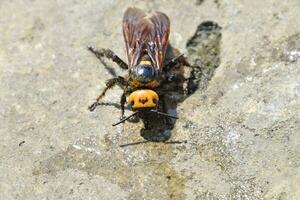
[129,80,160,89]
[130,80,141,88]
[140,60,152,65]
[128,90,159,109]
[146,81,160,88]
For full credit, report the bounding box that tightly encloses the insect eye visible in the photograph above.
[153,98,158,104]
[131,100,135,106]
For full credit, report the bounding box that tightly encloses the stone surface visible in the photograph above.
[1,0,300,199]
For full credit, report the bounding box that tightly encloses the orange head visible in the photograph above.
[128,89,159,109]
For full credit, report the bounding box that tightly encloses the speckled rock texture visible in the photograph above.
[1,0,300,199]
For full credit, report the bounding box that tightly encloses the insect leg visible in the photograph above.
[165,54,183,67]
[164,54,190,69]
[165,54,203,72]
[89,76,127,111]
[120,93,127,119]
[161,94,178,129]
[87,46,128,70]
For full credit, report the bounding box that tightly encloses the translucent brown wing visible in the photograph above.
[148,11,170,70]
[122,7,170,70]
[122,7,146,68]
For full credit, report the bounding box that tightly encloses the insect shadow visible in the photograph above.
[135,21,222,142]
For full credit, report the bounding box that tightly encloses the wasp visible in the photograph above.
[88,7,193,126]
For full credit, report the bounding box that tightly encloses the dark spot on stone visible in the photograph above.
[18,141,25,146]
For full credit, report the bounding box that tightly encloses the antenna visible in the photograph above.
[150,110,178,119]
[112,111,139,126]
[112,110,178,126]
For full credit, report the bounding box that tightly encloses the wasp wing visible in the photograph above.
[147,11,170,70]
[123,7,146,68]
[123,7,170,70]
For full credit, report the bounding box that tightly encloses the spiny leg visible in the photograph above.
[87,46,128,70]
[165,54,202,71]
[165,54,184,69]
[120,93,126,119]
[89,76,127,111]
[161,94,178,129]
